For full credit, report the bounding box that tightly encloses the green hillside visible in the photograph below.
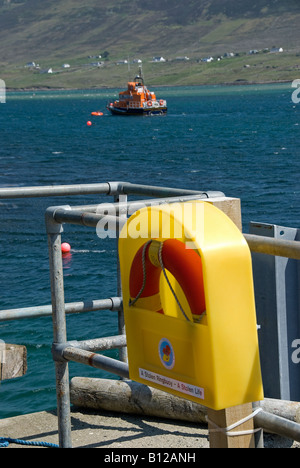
[0,0,300,89]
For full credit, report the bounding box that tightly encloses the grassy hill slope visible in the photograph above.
[0,0,300,88]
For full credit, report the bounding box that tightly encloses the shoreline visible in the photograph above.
[6,79,293,93]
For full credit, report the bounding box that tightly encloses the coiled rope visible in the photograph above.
[129,240,190,321]
[157,242,191,322]
[0,437,58,448]
[129,240,152,307]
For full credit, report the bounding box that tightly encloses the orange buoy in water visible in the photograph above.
[61,242,71,254]
[91,111,103,116]
[87,121,92,126]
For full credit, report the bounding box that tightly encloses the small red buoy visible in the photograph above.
[61,242,71,254]
[87,120,92,126]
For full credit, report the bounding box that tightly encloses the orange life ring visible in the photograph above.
[147,100,152,107]
[129,239,206,318]
[159,100,164,106]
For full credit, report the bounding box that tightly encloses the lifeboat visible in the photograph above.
[107,67,167,116]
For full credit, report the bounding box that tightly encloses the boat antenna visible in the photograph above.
[134,65,144,85]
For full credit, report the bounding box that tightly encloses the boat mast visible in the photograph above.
[134,66,144,85]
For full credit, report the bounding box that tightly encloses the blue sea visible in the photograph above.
[0,84,299,420]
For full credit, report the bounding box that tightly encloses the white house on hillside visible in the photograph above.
[152,56,166,62]
[270,47,283,53]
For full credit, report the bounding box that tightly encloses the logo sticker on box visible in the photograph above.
[158,338,175,369]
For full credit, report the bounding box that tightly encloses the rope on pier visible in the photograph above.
[0,437,58,448]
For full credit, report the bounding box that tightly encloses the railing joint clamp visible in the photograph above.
[51,341,80,362]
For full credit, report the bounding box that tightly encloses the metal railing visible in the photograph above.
[244,233,300,260]
[0,182,300,448]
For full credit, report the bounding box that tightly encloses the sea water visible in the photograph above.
[0,84,299,419]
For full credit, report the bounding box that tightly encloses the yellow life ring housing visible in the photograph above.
[119,201,264,410]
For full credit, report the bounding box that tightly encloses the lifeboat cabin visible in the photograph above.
[107,70,167,116]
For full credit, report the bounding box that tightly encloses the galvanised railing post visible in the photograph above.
[114,192,128,364]
[46,207,72,448]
